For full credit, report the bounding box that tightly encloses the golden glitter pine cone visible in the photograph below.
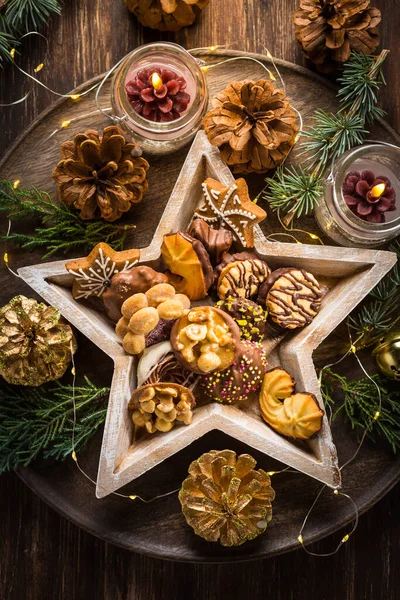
[125,0,210,32]
[52,126,149,222]
[203,80,299,174]
[179,449,275,546]
[294,0,381,72]
[0,296,77,386]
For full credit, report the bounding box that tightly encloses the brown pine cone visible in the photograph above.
[179,449,275,546]
[203,80,299,174]
[294,0,381,72]
[52,126,149,222]
[125,0,210,32]
[0,296,77,386]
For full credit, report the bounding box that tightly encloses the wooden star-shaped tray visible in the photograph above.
[18,131,397,498]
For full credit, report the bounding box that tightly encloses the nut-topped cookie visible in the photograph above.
[215,252,271,300]
[258,268,322,329]
[171,306,241,374]
[216,297,267,342]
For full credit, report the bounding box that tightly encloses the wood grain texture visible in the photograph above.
[0,0,399,597]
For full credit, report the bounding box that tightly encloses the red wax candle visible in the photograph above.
[125,67,191,123]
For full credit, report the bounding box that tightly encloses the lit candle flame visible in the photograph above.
[370,182,386,198]
[151,72,163,92]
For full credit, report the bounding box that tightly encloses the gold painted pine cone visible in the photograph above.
[0,295,77,386]
[52,126,149,222]
[203,80,299,174]
[125,0,210,32]
[179,450,275,546]
[294,0,381,72]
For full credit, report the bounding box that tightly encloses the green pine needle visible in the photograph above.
[0,16,15,65]
[0,377,109,472]
[263,166,323,219]
[0,180,132,258]
[337,51,387,124]
[321,369,400,453]
[301,110,367,171]
[5,0,61,32]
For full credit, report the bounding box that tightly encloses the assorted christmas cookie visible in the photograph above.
[129,382,196,434]
[215,252,271,300]
[116,283,190,355]
[52,126,149,222]
[137,341,197,388]
[259,368,323,439]
[103,265,168,322]
[0,295,77,387]
[188,218,233,267]
[179,449,275,547]
[66,242,140,300]
[161,231,214,300]
[257,268,322,329]
[202,80,299,174]
[200,340,268,404]
[216,297,267,342]
[124,0,210,32]
[171,306,241,374]
[194,178,266,248]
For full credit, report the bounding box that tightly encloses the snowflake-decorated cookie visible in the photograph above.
[66,242,140,300]
[194,178,266,248]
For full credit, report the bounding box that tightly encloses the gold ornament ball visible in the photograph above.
[372,330,400,380]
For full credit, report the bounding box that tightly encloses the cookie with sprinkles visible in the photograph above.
[200,340,268,404]
[66,242,140,300]
[194,178,266,248]
[258,268,322,330]
[216,297,267,342]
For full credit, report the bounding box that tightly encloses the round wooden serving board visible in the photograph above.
[0,50,399,563]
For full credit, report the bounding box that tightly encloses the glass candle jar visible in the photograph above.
[314,144,400,248]
[111,42,208,155]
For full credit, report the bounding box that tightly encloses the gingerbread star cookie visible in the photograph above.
[194,178,266,248]
[66,242,140,300]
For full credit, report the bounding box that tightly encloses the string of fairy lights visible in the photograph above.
[1,37,388,556]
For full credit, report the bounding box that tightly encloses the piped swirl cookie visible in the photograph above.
[215,252,271,300]
[257,268,322,329]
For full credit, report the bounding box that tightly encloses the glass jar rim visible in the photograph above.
[332,144,400,233]
[114,42,208,134]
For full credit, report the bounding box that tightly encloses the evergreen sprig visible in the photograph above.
[5,0,61,32]
[263,166,324,220]
[0,377,109,472]
[321,368,400,452]
[0,180,133,258]
[302,50,389,173]
[348,239,400,347]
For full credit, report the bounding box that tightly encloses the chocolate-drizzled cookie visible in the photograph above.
[258,268,322,329]
[215,252,271,300]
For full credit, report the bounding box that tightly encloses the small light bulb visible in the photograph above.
[70,94,80,101]
[72,451,77,462]
[129,495,138,500]
[34,63,44,73]
[298,534,304,544]
[3,253,9,264]
[201,65,210,73]
[350,345,357,354]
[341,534,350,543]
[13,179,20,189]
[209,45,218,52]
[333,489,339,495]
[267,471,276,476]
[61,120,71,129]
[374,411,380,420]
[309,233,319,240]
[71,366,76,376]
[10,48,16,59]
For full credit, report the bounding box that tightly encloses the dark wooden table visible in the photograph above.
[1,1,399,598]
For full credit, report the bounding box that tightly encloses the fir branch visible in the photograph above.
[0,377,109,472]
[263,166,323,220]
[321,369,400,453]
[0,180,133,258]
[5,0,61,32]
[301,50,389,173]
[337,50,388,124]
[0,15,15,65]
[301,110,367,172]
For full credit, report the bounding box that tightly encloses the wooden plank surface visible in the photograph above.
[0,0,399,598]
